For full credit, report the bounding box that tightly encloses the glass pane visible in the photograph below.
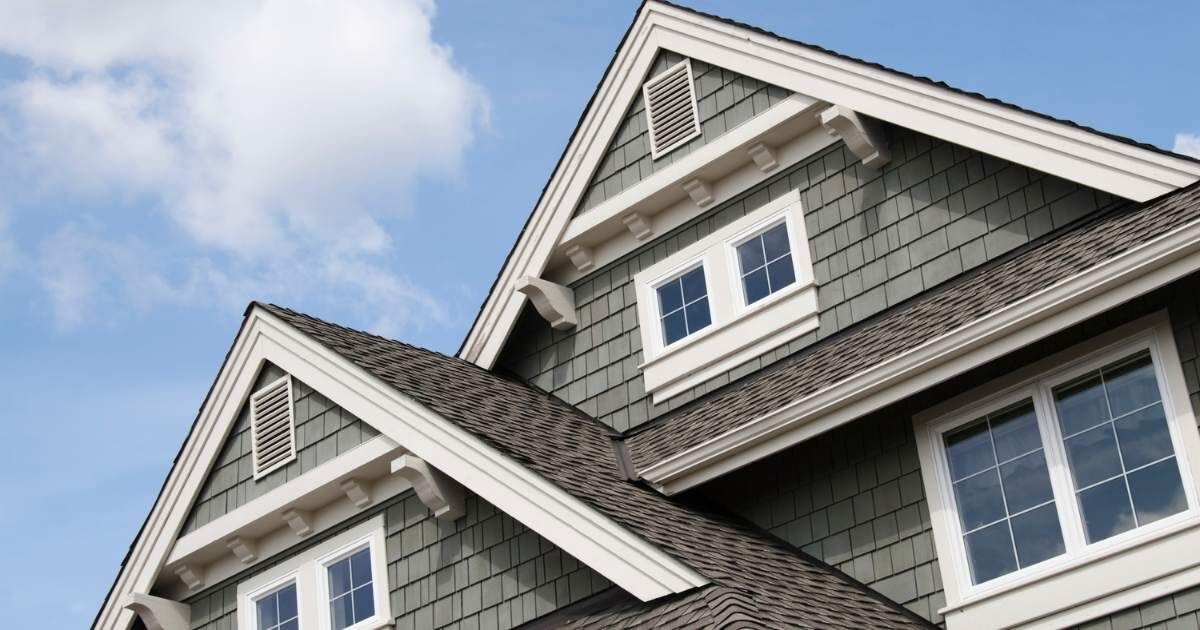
[328,557,353,597]
[278,620,299,630]
[1114,403,1174,470]
[999,451,1054,514]
[743,267,770,304]
[330,592,354,630]
[1078,477,1135,543]
[350,549,372,588]
[737,237,766,272]
[954,468,1006,531]
[257,592,279,629]
[661,310,687,345]
[766,255,796,292]
[1128,457,1187,526]
[945,420,994,481]
[964,521,1017,584]
[1105,354,1159,417]
[685,297,711,333]
[1063,424,1123,489]
[352,584,376,621]
[277,584,298,622]
[1055,374,1109,436]
[680,267,707,302]
[991,404,1041,462]
[762,224,790,260]
[1009,503,1065,567]
[657,280,683,314]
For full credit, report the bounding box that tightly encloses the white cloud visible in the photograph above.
[1175,133,1200,159]
[0,0,487,331]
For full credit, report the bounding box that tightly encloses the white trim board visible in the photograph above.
[95,307,706,630]
[458,0,1200,370]
[638,212,1200,495]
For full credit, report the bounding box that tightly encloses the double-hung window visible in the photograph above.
[916,316,1200,627]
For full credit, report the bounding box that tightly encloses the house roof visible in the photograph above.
[259,302,932,629]
[626,180,1200,471]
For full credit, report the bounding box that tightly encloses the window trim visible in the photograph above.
[647,256,714,350]
[915,312,1200,626]
[725,212,804,316]
[237,516,392,630]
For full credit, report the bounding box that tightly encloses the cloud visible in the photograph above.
[0,206,19,279]
[1175,133,1200,159]
[0,0,487,332]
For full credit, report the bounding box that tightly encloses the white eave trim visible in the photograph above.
[639,212,1200,495]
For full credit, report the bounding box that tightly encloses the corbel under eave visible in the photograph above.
[818,104,891,169]
[124,593,191,630]
[391,454,466,521]
[515,276,578,331]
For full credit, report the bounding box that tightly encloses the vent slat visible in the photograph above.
[643,60,700,159]
[250,375,296,478]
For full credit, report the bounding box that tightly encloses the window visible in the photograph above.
[915,316,1200,627]
[734,222,796,305]
[656,266,711,345]
[238,517,391,630]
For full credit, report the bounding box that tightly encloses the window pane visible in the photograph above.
[350,549,372,589]
[278,621,299,630]
[991,405,1042,462]
[1128,457,1186,526]
[1105,354,1159,417]
[736,238,765,272]
[685,297,712,333]
[1114,403,1174,470]
[352,584,376,620]
[742,267,770,304]
[999,451,1053,514]
[257,592,279,630]
[328,557,353,597]
[1055,374,1110,436]
[964,521,1017,584]
[1009,503,1065,567]
[954,469,1006,531]
[1078,477,1135,543]
[661,310,687,345]
[766,255,796,292]
[946,420,995,481]
[330,593,354,630]
[657,281,683,314]
[762,224,790,260]
[1063,424,1123,489]
[277,584,298,623]
[680,267,707,302]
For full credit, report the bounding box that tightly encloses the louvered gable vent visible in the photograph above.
[643,59,702,159]
[250,375,296,478]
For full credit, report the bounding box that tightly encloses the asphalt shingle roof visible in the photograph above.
[626,181,1200,469]
[259,303,932,629]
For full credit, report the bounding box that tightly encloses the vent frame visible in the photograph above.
[249,374,297,479]
[643,59,702,160]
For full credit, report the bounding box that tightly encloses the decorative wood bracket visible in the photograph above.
[621,211,654,240]
[173,564,204,592]
[225,536,257,564]
[819,105,890,169]
[564,244,595,273]
[339,478,372,509]
[746,142,779,173]
[124,593,191,630]
[391,454,466,521]
[280,508,313,538]
[681,178,713,207]
[515,276,578,330]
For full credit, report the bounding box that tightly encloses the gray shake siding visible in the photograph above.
[499,124,1116,432]
[185,488,611,630]
[1072,586,1200,630]
[182,362,379,535]
[575,50,792,216]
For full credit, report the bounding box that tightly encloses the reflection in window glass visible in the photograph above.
[944,401,1065,584]
[657,266,711,345]
[328,548,375,630]
[256,583,299,630]
[736,223,796,305]
[1053,352,1186,543]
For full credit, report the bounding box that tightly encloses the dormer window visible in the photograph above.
[735,222,796,306]
[657,265,711,345]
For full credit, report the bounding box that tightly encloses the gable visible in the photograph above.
[181,362,379,536]
[576,50,792,217]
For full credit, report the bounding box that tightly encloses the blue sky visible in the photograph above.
[0,1,1197,626]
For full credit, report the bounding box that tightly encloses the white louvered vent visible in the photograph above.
[643,60,702,159]
[250,375,296,479]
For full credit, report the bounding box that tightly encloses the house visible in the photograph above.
[95,1,1200,628]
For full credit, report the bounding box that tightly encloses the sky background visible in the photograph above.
[0,0,1197,626]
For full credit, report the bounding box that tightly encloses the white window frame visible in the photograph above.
[915,312,1200,628]
[647,256,714,349]
[237,516,392,630]
[634,189,818,402]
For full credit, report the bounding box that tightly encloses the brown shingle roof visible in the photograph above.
[626,181,1200,470]
[259,303,932,629]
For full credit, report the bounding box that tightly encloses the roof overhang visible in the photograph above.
[459,0,1200,369]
